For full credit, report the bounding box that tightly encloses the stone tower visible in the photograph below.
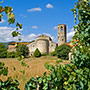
[57,24,66,46]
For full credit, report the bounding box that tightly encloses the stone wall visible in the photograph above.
[49,41,57,53]
[8,44,17,52]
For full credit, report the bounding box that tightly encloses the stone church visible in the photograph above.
[27,24,67,56]
[8,24,67,56]
[27,34,57,56]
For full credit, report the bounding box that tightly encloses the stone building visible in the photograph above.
[8,42,29,52]
[27,34,57,56]
[8,24,67,56]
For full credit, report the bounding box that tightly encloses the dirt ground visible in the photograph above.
[0,56,70,90]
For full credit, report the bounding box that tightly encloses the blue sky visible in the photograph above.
[0,0,76,42]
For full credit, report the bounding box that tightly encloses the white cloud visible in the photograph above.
[0,27,18,42]
[19,34,37,42]
[0,19,5,23]
[27,7,42,12]
[53,26,57,30]
[32,26,38,29]
[0,26,23,42]
[0,26,55,42]
[46,4,54,8]
[67,28,75,41]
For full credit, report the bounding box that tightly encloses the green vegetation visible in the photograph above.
[0,1,22,89]
[34,48,41,57]
[55,44,71,60]
[25,0,90,90]
[7,51,17,58]
[0,62,8,76]
[50,51,56,56]
[41,53,49,56]
[0,43,7,58]
[0,0,90,89]
[16,44,29,58]
[0,77,20,90]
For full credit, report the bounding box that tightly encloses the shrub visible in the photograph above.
[41,53,49,56]
[0,43,7,58]
[34,48,41,57]
[7,52,17,58]
[50,51,56,56]
[16,44,29,58]
[25,63,90,90]
[0,77,20,90]
[55,44,71,60]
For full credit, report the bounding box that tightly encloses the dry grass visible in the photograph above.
[0,56,70,90]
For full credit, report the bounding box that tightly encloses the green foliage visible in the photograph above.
[50,51,56,56]
[0,5,22,37]
[71,0,90,68]
[55,44,71,60]
[25,62,90,90]
[16,44,29,58]
[0,43,7,58]
[34,48,41,57]
[25,0,90,90]
[41,53,49,56]
[7,52,17,58]
[0,2,23,89]
[0,62,8,76]
[0,77,20,90]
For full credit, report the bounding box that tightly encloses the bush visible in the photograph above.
[0,43,7,58]
[25,63,90,90]
[7,52,17,58]
[16,44,29,58]
[41,53,49,56]
[34,48,41,57]
[55,44,71,60]
[0,77,20,90]
[50,51,56,56]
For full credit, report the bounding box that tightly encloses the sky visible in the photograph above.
[0,0,76,43]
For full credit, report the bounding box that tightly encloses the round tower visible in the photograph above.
[57,24,67,46]
[36,39,49,54]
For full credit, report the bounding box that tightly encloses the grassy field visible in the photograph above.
[0,56,70,90]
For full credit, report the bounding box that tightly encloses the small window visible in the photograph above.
[61,27,63,32]
[62,39,64,41]
[51,45,53,47]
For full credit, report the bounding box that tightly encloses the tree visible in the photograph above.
[16,44,29,58]
[55,44,71,60]
[0,43,7,58]
[0,1,22,89]
[34,48,41,57]
[7,51,17,58]
[71,0,90,68]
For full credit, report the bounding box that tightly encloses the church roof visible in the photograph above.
[37,34,52,41]
[9,42,30,45]
[37,34,50,38]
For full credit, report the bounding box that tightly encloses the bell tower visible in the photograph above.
[57,24,66,46]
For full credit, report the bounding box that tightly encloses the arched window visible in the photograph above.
[61,26,63,32]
